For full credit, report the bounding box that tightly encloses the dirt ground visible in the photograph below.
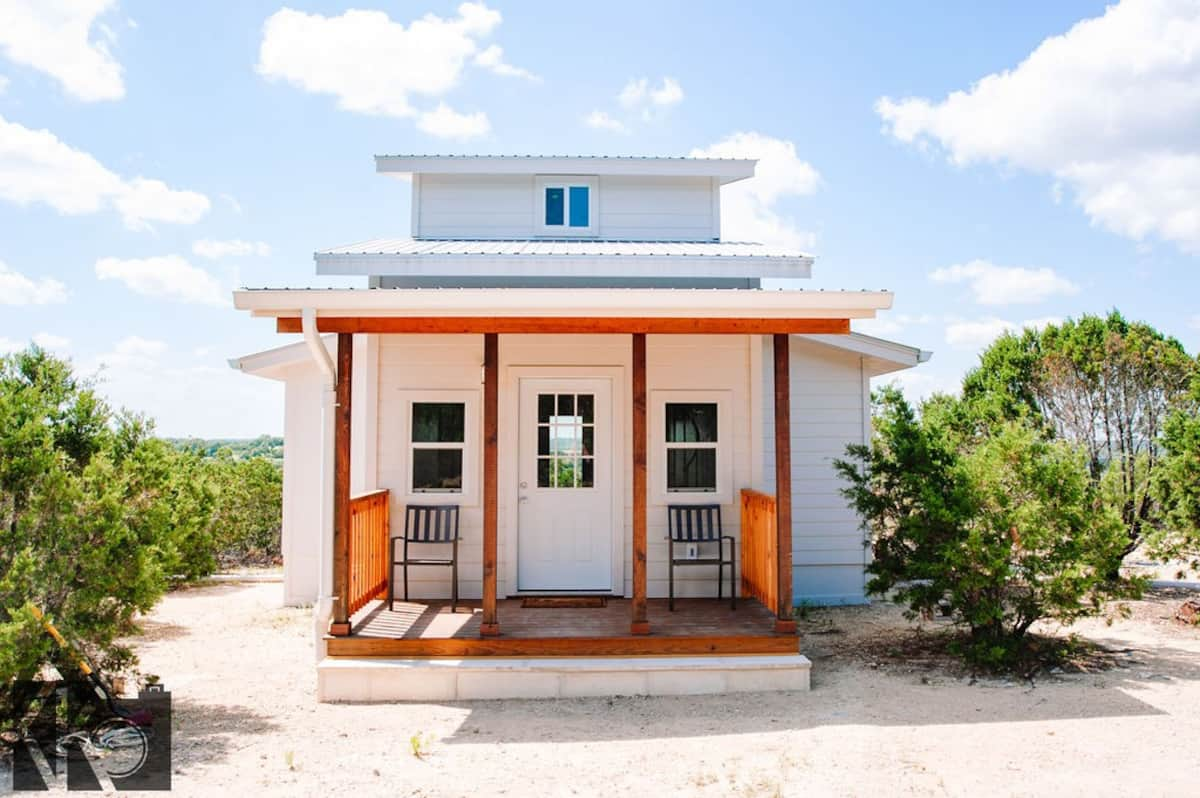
[75,581,1200,796]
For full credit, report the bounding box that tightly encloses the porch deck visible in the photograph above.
[326,597,798,658]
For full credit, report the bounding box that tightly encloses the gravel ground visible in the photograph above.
[10,580,1200,797]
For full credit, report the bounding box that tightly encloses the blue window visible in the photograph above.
[568,186,589,227]
[545,188,564,226]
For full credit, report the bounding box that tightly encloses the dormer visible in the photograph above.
[314,155,813,288]
[377,155,755,242]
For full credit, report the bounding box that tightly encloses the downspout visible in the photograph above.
[302,308,337,662]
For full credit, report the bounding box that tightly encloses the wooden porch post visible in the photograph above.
[480,333,500,636]
[631,333,650,634]
[329,333,353,636]
[772,334,796,634]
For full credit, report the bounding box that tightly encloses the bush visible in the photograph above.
[836,387,1139,668]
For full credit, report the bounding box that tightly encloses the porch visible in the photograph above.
[331,596,797,657]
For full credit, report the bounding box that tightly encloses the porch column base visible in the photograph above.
[630,621,651,636]
[479,623,501,637]
[329,621,352,637]
[774,619,797,635]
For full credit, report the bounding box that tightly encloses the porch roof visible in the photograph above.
[232,286,892,321]
[313,238,813,279]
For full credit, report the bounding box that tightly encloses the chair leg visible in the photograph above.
[451,541,459,614]
[387,537,395,611]
[403,538,410,603]
[718,557,724,602]
[668,540,675,612]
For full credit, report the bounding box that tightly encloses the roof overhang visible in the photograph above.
[801,332,932,376]
[375,155,757,185]
[228,335,333,380]
[314,239,813,279]
[232,287,893,335]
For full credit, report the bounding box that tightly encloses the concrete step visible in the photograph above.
[317,654,812,701]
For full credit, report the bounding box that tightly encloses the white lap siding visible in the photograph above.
[762,336,871,606]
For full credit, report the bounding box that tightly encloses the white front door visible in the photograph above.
[517,378,613,591]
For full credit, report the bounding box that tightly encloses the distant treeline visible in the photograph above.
[169,435,283,466]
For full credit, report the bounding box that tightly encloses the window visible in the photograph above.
[411,402,464,492]
[536,392,596,488]
[665,403,718,492]
[536,176,596,235]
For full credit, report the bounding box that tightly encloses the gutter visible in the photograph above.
[302,307,337,661]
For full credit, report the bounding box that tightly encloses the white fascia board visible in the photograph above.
[374,156,757,185]
[801,332,933,375]
[228,335,333,380]
[232,288,894,320]
[313,252,813,279]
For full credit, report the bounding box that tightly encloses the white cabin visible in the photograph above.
[231,154,929,701]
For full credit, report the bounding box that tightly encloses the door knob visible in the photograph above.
[519,481,528,488]
[518,495,529,503]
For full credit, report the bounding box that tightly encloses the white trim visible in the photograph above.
[650,390,734,506]
[235,287,893,319]
[800,332,932,375]
[375,155,756,185]
[395,390,481,506]
[410,174,422,238]
[535,176,598,237]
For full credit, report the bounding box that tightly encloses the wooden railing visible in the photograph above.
[740,489,779,615]
[347,489,390,616]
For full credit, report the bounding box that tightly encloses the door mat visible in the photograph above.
[521,596,608,609]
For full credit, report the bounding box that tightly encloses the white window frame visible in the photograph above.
[400,390,480,505]
[535,175,598,236]
[650,390,733,505]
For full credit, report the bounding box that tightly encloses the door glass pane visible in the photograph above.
[581,426,594,456]
[568,186,589,227]
[556,458,580,488]
[413,449,463,491]
[545,187,564,226]
[667,448,717,491]
[577,394,594,423]
[412,402,464,442]
[581,457,594,488]
[665,403,718,443]
[537,457,552,488]
[557,393,575,416]
[537,426,550,456]
[538,394,554,423]
[551,423,580,455]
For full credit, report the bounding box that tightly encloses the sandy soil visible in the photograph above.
[87,583,1200,796]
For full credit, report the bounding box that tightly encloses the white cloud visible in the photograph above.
[618,77,684,117]
[473,44,539,81]
[583,110,628,134]
[876,0,1200,254]
[95,255,227,306]
[0,0,124,101]
[876,370,961,402]
[853,313,935,338]
[417,103,490,140]
[192,239,271,259]
[0,259,67,305]
[32,332,69,351]
[944,316,1061,350]
[689,131,821,249]
[257,3,501,137]
[0,113,209,229]
[929,259,1079,305]
[94,335,167,370]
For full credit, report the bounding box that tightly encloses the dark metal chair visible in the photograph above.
[388,504,461,612]
[667,504,735,611]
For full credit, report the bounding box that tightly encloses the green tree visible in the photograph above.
[0,347,215,682]
[836,388,1137,668]
[1152,375,1200,573]
[962,311,1199,561]
[203,450,283,564]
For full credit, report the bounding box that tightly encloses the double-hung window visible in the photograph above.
[411,402,465,493]
[665,402,719,493]
[537,176,596,235]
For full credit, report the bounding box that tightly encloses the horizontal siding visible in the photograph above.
[763,336,870,605]
[415,174,717,241]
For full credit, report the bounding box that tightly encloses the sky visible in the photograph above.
[1,0,1198,437]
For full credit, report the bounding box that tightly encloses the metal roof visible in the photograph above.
[314,238,814,279]
[319,239,808,258]
[374,155,756,183]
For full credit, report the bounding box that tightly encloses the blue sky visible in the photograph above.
[2,0,1198,436]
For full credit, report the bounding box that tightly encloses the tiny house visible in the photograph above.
[231,155,929,701]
